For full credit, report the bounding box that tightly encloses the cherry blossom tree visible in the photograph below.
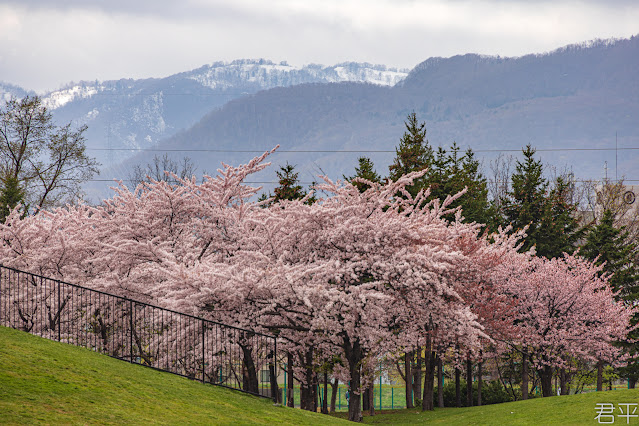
[2,148,635,422]
[184,173,489,421]
[505,254,635,397]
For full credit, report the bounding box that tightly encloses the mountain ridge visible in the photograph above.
[2,36,638,202]
[0,59,409,168]
[90,35,638,202]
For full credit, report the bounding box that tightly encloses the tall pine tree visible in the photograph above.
[259,162,311,206]
[581,209,639,386]
[429,143,495,227]
[501,145,582,258]
[581,209,639,300]
[389,115,494,227]
[345,157,381,193]
[388,112,433,198]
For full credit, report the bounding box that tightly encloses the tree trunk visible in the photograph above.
[344,337,363,422]
[422,349,435,411]
[421,329,435,412]
[287,353,295,408]
[299,349,315,411]
[437,356,444,408]
[540,365,554,397]
[521,349,528,400]
[312,372,319,412]
[597,360,604,392]
[330,378,339,412]
[405,351,414,408]
[300,381,310,410]
[559,368,569,395]
[630,378,637,389]
[477,361,483,406]
[240,343,259,394]
[269,351,279,403]
[455,367,461,407]
[413,350,422,406]
[368,382,375,416]
[363,387,370,411]
[322,371,329,414]
[466,355,473,407]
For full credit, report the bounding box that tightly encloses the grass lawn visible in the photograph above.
[330,388,639,424]
[0,326,347,425]
[4,324,639,425]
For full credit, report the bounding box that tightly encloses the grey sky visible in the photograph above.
[1,0,638,93]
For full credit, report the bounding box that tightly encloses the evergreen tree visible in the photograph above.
[581,209,639,299]
[388,112,433,197]
[430,144,495,227]
[273,163,306,201]
[501,145,582,258]
[0,174,26,221]
[345,157,381,193]
[259,163,310,205]
[389,114,494,227]
[537,175,584,257]
[581,209,639,386]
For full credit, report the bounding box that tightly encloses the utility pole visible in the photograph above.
[615,131,618,182]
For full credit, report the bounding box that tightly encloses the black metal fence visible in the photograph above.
[0,265,278,401]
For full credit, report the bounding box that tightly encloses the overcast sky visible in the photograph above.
[1,0,638,93]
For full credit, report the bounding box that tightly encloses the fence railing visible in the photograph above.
[0,265,278,402]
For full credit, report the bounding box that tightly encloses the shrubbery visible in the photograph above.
[439,380,513,407]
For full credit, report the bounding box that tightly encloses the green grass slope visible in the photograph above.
[333,386,639,425]
[0,326,346,425]
[5,324,639,425]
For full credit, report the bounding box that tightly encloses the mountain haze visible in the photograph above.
[100,36,638,200]
[0,60,408,168]
[3,37,638,202]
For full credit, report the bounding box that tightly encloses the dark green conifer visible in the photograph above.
[388,112,433,198]
[345,157,381,193]
[581,209,639,299]
[501,145,582,258]
[259,163,311,206]
[581,209,639,386]
[0,174,26,221]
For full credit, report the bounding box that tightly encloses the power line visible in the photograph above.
[87,147,639,153]
[87,178,639,184]
[86,145,638,184]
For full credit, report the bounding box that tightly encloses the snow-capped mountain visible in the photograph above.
[0,82,32,103]
[0,60,407,167]
[105,36,637,205]
[185,60,407,90]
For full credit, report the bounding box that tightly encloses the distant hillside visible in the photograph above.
[1,60,408,167]
[0,82,31,103]
[96,36,638,201]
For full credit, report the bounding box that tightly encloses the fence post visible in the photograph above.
[57,281,61,342]
[129,299,134,363]
[274,338,278,403]
[391,387,394,410]
[202,320,206,384]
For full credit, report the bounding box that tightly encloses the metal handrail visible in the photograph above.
[0,264,279,402]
